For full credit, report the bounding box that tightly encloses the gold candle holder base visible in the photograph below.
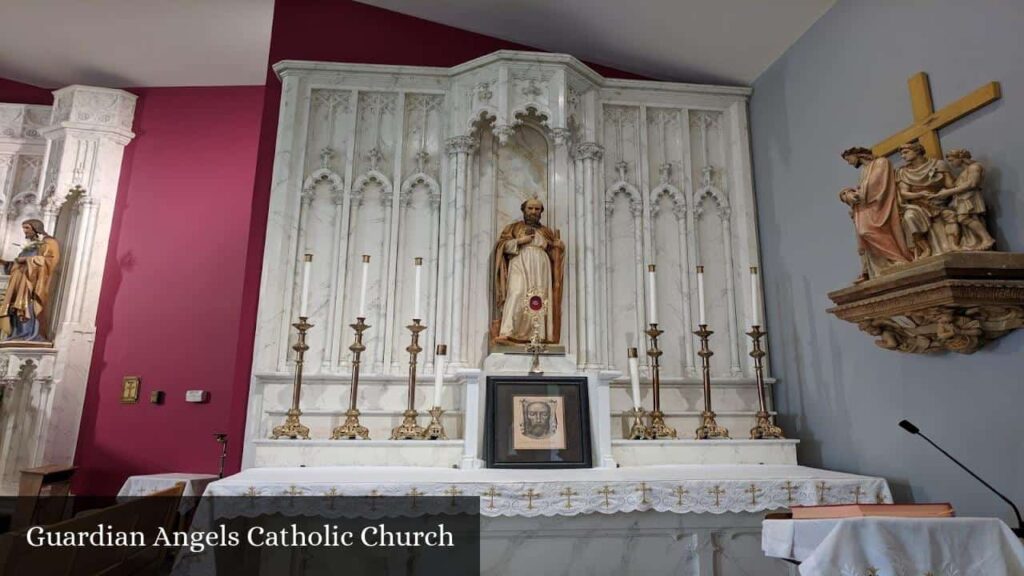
[648,409,678,439]
[421,406,448,440]
[626,407,652,440]
[271,408,310,440]
[696,410,730,439]
[391,409,424,440]
[331,408,369,440]
[750,410,784,439]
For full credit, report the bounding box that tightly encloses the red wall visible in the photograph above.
[72,0,643,494]
[0,77,52,105]
[73,86,265,493]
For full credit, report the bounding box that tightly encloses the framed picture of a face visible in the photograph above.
[485,376,592,468]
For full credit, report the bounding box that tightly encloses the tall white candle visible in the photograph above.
[647,264,658,325]
[299,253,313,318]
[627,347,642,409]
[697,265,706,325]
[413,257,423,320]
[433,344,447,407]
[358,254,370,318]
[750,266,761,326]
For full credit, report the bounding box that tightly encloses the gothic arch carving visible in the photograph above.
[399,172,440,207]
[351,170,393,207]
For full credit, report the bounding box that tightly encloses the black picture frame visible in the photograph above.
[484,375,592,469]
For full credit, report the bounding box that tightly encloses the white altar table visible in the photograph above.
[763,517,1024,575]
[200,464,890,517]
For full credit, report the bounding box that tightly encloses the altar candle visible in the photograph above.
[647,264,658,325]
[299,253,313,318]
[413,257,423,320]
[358,254,370,318]
[433,344,447,407]
[697,265,706,325]
[627,347,642,409]
[750,266,761,327]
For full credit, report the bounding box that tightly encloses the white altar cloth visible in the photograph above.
[117,473,219,513]
[199,464,891,517]
[763,517,1024,575]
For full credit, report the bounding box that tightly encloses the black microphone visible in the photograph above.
[899,419,1023,538]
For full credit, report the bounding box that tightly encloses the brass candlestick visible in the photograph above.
[626,407,652,440]
[747,325,785,439]
[391,319,426,439]
[645,323,677,439]
[421,406,448,440]
[271,317,313,439]
[694,324,730,439]
[331,317,370,440]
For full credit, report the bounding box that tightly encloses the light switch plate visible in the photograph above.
[185,390,209,403]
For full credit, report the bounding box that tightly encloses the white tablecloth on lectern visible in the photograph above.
[763,517,1024,575]
[117,473,219,513]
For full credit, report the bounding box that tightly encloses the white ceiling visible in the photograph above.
[356,0,836,84]
[0,0,833,89]
[0,0,275,88]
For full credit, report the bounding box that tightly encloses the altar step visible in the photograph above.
[250,440,464,468]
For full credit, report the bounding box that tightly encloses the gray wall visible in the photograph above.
[751,0,1024,524]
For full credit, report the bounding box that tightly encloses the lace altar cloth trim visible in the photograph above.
[198,465,893,518]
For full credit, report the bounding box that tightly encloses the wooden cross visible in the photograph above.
[636,482,652,505]
[522,488,541,510]
[708,485,726,507]
[483,486,501,510]
[597,485,615,509]
[744,483,763,506]
[407,487,423,510]
[851,486,864,505]
[672,486,689,506]
[780,481,797,505]
[560,487,578,509]
[444,485,463,507]
[872,72,1001,159]
[816,482,830,504]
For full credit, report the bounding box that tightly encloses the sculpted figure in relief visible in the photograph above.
[839,147,912,282]
[934,149,996,251]
[895,140,957,259]
[492,198,564,344]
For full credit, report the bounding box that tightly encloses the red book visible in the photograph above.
[790,503,955,520]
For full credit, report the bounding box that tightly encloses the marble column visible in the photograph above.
[445,135,476,367]
[573,142,603,368]
[34,85,137,467]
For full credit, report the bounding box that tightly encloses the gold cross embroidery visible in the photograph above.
[560,487,578,509]
[285,485,302,497]
[523,488,540,510]
[876,490,887,504]
[781,481,797,505]
[597,485,615,509]
[326,486,339,509]
[816,482,830,504]
[636,482,652,505]
[368,489,381,511]
[744,483,763,506]
[245,486,258,497]
[444,486,463,507]
[483,486,501,510]
[708,485,726,507]
[672,486,689,506]
[406,487,423,510]
[851,486,864,504]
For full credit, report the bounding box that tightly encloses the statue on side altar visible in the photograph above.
[839,146,912,282]
[0,219,60,344]
[492,198,564,344]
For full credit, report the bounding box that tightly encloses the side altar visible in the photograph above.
[231,51,888,575]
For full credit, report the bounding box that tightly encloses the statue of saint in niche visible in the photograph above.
[0,219,60,344]
[492,198,564,345]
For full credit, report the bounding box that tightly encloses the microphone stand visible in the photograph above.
[902,420,1023,538]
